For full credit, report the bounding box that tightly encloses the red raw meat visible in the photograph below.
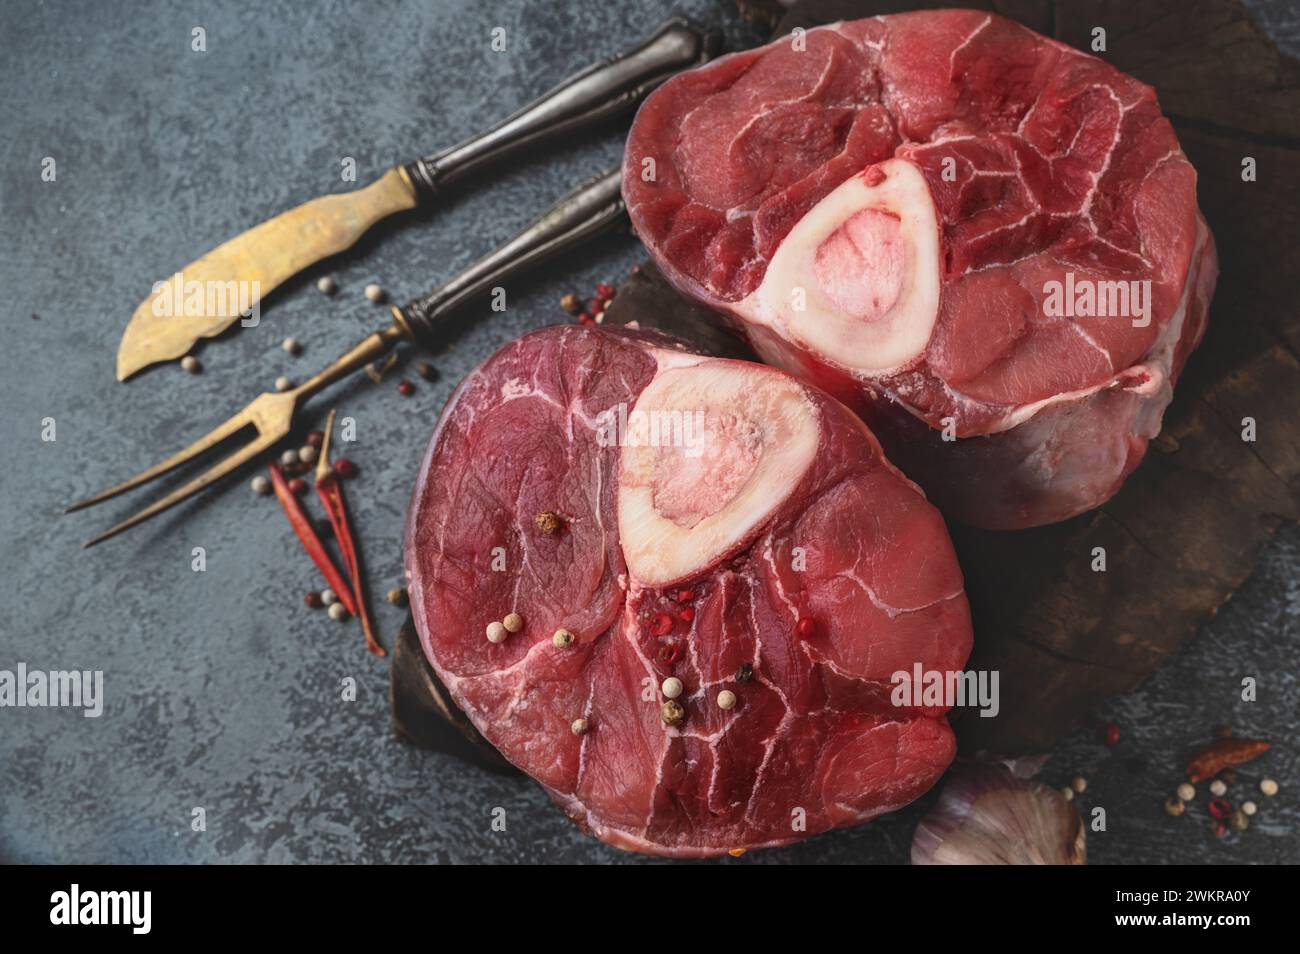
[404,325,972,856]
[624,10,1218,528]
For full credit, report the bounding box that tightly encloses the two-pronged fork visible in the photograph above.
[66,167,627,547]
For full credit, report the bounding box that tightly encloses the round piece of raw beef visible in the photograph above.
[624,10,1218,529]
[404,325,972,857]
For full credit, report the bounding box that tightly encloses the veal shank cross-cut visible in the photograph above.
[624,10,1218,529]
[404,326,972,856]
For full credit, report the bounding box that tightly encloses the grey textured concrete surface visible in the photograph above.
[0,0,1294,864]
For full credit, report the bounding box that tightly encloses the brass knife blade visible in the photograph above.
[115,166,419,381]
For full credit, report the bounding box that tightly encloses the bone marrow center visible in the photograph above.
[812,207,907,322]
[740,159,942,375]
[618,359,820,587]
[651,413,764,529]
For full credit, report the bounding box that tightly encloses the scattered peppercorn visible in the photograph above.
[595,282,615,300]
[571,718,589,736]
[387,586,408,607]
[1209,779,1227,797]
[1177,783,1196,802]
[333,458,358,479]
[304,591,323,609]
[287,477,307,496]
[305,431,324,448]
[735,662,754,683]
[1060,787,1074,802]
[328,602,349,621]
[364,283,385,302]
[560,293,581,314]
[1242,801,1258,816]
[661,677,683,699]
[397,379,415,397]
[535,511,562,534]
[282,337,301,355]
[298,445,318,465]
[416,361,439,382]
[1260,778,1279,796]
[552,628,574,648]
[251,475,271,496]
[502,612,524,633]
[1164,795,1185,817]
[279,449,299,468]
[717,689,737,711]
[486,621,507,644]
[321,588,337,606]
[181,355,201,374]
[1104,723,1121,746]
[1230,809,1249,832]
[275,376,293,392]
[317,276,337,295]
[661,700,685,726]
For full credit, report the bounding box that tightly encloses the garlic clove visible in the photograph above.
[911,761,1086,865]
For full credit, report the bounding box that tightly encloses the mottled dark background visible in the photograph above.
[0,0,1295,864]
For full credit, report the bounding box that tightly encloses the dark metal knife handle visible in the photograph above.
[404,18,716,197]
[397,167,626,344]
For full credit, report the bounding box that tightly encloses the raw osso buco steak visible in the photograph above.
[624,9,1218,529]
[405,326,972,856]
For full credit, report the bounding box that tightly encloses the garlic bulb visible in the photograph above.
[912,761,1086,865]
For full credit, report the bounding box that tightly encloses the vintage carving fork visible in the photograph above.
[67,168,627,547]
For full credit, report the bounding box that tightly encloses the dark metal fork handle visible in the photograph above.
[405,18,715,197]
[396,167,626,344]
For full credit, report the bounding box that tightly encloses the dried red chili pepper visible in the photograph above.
[316,409,384,657]
[268,462,357,617]
[1186,738,1270,783]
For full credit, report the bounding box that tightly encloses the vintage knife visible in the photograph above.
[116,17,716,381]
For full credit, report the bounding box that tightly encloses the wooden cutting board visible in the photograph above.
[391,0,1300,758]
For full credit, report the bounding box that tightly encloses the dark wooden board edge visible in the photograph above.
[389,613,520,775]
